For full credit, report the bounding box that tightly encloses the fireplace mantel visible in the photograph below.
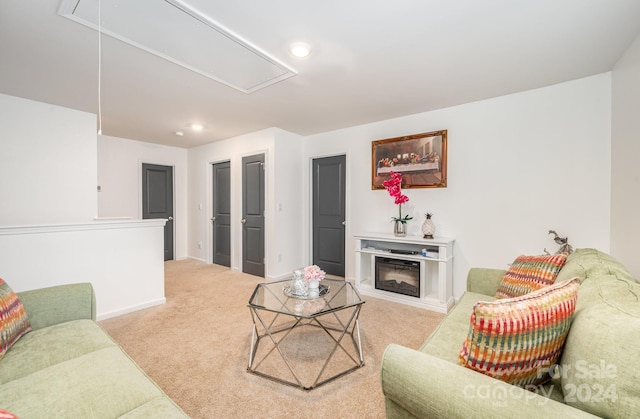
[353,233,454,313]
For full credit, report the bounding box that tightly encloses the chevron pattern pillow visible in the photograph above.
[495,253,568,299]
[459,277,580,388]
[0,277,31,360]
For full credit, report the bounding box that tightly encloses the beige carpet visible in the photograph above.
[100,259,445,418]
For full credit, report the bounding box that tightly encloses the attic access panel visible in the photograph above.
[58,0,297,93]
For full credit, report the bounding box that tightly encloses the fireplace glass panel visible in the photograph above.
[375,257,420,298]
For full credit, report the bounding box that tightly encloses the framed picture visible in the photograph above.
[372,130,447,189]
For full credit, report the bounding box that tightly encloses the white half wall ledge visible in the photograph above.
[0,219,167,319]
[0,219,166,236]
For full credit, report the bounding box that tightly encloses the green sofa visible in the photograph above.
[0,283,188,418]
[381,248,640,418]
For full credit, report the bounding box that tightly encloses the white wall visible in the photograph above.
[272,129,304,273]
[187,128,305,278]
[97,135,188,259]
[305,73,612,298]
[611,32,640,279]
[0,94,97,225]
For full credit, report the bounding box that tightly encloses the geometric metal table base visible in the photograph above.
[247,279,365,391]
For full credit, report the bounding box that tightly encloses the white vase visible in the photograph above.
[307,279,320,297]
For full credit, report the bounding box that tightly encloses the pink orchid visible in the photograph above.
[383,171,412,223]
[394,194,409,205]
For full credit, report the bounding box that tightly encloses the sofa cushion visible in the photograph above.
[554,249,589,284]
[420,291,493,363]
[0,346,183,418]
[495,253,568,299]
[118,397,188,418]
[459,277,580,388]
[0,319,117,385]
[0,278,31,361]
[560,250,640,418]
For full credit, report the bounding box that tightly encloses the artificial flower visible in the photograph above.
[383,171,412,223]
[303,264,326,282]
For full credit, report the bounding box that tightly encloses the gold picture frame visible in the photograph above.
[372,130,447,189]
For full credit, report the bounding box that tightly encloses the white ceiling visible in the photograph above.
[1,1,640,148]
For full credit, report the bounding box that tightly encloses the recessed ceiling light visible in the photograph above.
[289,42,312,58]
[174,131,184,136]
[191,123,204,131]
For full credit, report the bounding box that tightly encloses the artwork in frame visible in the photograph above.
[372,130,447,189]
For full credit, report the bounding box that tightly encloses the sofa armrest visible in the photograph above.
[17,283,96,331]
[466,267,506,296]
[381,344,598,419]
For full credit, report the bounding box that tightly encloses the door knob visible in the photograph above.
[241,218,247,224]
[210,217,216,222]
[168,216,174,221]
[342,221,347,226]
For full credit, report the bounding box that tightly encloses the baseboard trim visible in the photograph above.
[267,272,291,281]
[97,298,166,321]
[186,256,207,263]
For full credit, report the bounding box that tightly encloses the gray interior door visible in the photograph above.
[313,155,346,277]
[242,154,265,277]
[142,163,174,261]
[212,161,231,267]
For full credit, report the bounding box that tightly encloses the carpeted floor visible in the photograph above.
[100,259,445,418]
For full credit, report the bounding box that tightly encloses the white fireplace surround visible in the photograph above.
[354,233,454,313]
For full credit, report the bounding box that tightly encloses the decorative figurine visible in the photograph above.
[421,213,436,239]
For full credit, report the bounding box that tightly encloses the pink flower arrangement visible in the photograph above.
[303,265,326,282]
[383,171,412,223]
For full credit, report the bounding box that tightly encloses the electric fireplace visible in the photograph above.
[375,257,420,298]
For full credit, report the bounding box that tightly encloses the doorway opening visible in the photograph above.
[142,163,174,261]
[211,161,231,267]
[242,154,265,277]
[312,155,346,278]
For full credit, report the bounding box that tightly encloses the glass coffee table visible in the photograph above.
[247,278,365,390]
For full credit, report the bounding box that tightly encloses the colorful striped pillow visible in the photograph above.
[495,253,568,299]
[459,277,580,388]
[0,277,31,360]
